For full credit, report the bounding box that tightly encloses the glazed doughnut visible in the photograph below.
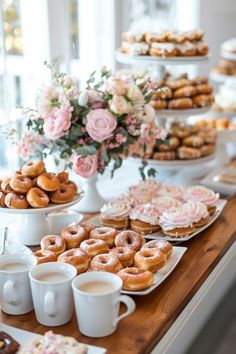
[168,98,193,109]
[80,238,109,258]
[0,191,6,207]
[1,178,13,193]
[56,171,69,184]
[26,187,49,208]
[21,160,45,178]
[58,248,90,274]
[67,180,78,193]
[134,248,167,272]
[49,183,75,204]
[183,135,205,147]
[61,225,88,249]
[166,78,191,90]
[5,192,29,209]
[41,235,66,256]
[151,99,167,110]
[115,230,145,251]
[191,76,208,85]
[77,222,97,233]
[177,146,201,159]
[173,85,197,98]
[117,267,154,291]
[109,247,136,268]
[195,84,213,95]
[0,331,20,353]
[9,175,33,194]
[34,250,57,264]
[153,151,176,160]
[158,137,180,152]
[90,253,123,273]
[90,227,118,248]
[142,240,173,258]
[37,173,60,192]
[192,94,214,107]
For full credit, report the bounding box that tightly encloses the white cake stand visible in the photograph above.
[156,107,210,119]
[0,193,84,246]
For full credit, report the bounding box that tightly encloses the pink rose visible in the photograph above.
[109,95,132,114]
[43,107,72,140]
[86,109,117,143]
[73,154,97,177]
[105,77,128,96]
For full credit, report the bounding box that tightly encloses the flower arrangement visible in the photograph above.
[17,63,166,178]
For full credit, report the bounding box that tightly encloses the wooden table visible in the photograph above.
[1,196,236,354]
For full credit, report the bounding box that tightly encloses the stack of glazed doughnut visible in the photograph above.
[120,29,209,58]
[151,73,214,110]
[34,223,173,291]
[0,160,77,209]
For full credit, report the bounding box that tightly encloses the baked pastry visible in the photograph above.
[134,248,167,272]
[200,144,215,156]
[142,239,173,258]
[90,253,123,273]
[177,146,202,159]
[100,202,131,229]
[183,135,205,147]
[214,79,236,112]
[80,238,109,258]
[168,98,193,109]
[61,225,88,249]
[221,38,236,54]
[159,205,195,237]
[115,230,145,251]
[157,185,183,200]
[182,200,210,227]
[41,235,66,256]
[173,85,197,98]
[129,184,154,204]
[158,137,180,151]
[130,204,161,234]
[149,42,178,57]
[151,196,182,213]
[184,185,219,215]
[19,331,87,354]
[151,99,167,110]
[117,267,154,291]
[192,94,214,107]
[58,248,90,274]
[176,41,197,56]
[109,247,136,267]
[0,331,20,354]
[153,151,176,160]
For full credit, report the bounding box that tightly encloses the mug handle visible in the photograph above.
[113,295,136,327]
[44,291,56,317]
[3,280,17,306]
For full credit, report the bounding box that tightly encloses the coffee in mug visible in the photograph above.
[78,281,117,294]
[35,272,70,282]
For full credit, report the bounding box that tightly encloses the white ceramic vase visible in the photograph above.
[71,174,105,213]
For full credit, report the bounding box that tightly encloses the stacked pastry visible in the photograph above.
[0,160,77,209]
[120,29,209,57]
[100,179,219,238]
[195,117,236,131]
[212,58,236,77]
[151,73,214,110]
[34,218,173,291]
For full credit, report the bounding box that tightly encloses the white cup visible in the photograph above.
[0,253,36,315]
[29,262,77,326]
[72,271,136,337]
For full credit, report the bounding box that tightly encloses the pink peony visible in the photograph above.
[105,77,128,96]
[109,95,132,115]
[86,109,117,143]
[73,154,97,177]
[43,107,72,140]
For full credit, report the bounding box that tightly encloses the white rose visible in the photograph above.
[79,90,89,107]
[109,95,132,114]
[105,77,128,96]
[127,85,144,104]
[142,104,156,123]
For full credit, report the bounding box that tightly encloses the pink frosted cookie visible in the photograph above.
[100,202,131,229]
[151,196,182,213]
[159,205,195,237]
[184,185,219,215]
[157,185,184,200]
[182,200,210,227]
[130,203,161,234]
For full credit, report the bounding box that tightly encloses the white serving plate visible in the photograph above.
[0,192,84,214]
[127,154,216,170]
[156,107,210,118]
[116,51,210,65]
[201,169,236,195]
[220,51,236,61]
[122,246,187,296]
[0,323,107,354]
[144,199,227,242]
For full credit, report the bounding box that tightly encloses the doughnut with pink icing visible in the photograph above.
[130,203,161,234]
[157,185,184,200]
[182,200,210,227]
[151,196,182,213]
[159,205,195,237]
[184,185,219,215]
[99,202,131,229]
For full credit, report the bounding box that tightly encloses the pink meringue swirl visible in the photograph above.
[159,205,194,231]
[138,179,161,193]
[182,200,209,223]
[113,193,136,207]
[129,185,154,205]
[130,203,160,225]
[152,196,182,213]
[157,185,184,200]
[100,202,131,219]
[184,185,219,206]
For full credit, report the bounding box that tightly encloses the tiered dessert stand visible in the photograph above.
[116,51,215,182]
[0,193,84,246]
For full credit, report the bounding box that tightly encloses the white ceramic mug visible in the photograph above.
[29,262,77,326]
[72,271,136,337]
[0,253,36,315]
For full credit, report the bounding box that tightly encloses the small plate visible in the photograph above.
[1,240,32,255]
[0,323,107,354]
[201,170,236,195]
[122,246,187,295]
